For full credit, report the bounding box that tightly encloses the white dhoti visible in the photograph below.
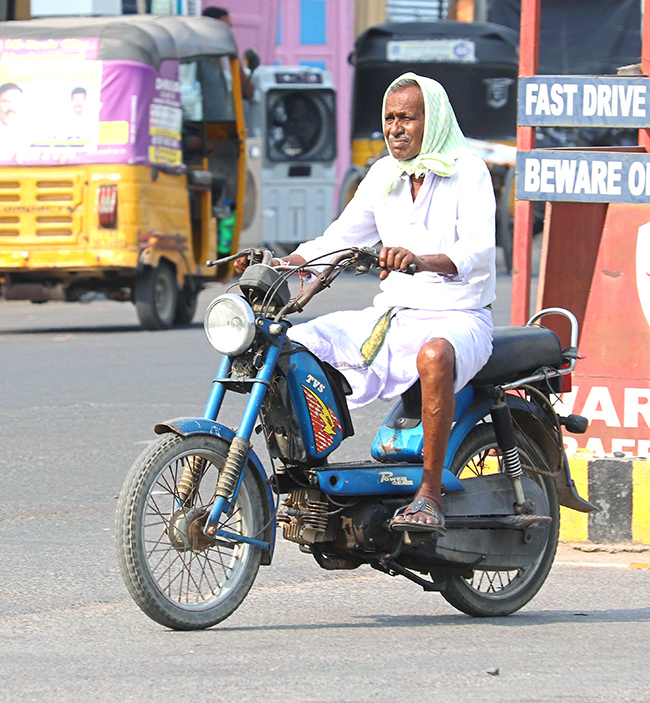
[288,306,493,410]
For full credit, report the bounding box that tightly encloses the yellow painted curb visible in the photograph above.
[560,456,650,545]
[632,462,650,544]
[560,457,589,543]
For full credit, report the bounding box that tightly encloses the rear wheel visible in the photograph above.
[440,423,559,617]
[116,433,264,630]
[134,261,178,330]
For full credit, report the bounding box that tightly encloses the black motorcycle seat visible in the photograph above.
[471,325,563,387]
[397,325,564,417]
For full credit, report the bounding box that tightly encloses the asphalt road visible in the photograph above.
[1,266,649,703]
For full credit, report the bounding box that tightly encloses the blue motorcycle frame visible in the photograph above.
[118,246,596,630]
[155,292,591,566]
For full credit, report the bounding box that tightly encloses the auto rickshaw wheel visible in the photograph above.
[134,261,178,331]
[337,165,366,216]
[174,281,199,326]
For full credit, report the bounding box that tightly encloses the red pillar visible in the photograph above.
[511,0,540,325]
[640,0,650,151]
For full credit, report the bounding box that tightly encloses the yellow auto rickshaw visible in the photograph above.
[0,14,257,329]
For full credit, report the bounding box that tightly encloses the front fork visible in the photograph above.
[206,339,283,538]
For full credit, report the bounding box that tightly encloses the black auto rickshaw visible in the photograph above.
[342,20,521,268]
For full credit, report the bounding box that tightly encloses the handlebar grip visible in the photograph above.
[405,263,417,275]
[381,263,417,275]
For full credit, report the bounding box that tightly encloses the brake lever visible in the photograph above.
[205,247,273,268]
[205,248,252,267]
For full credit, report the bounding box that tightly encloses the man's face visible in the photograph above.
[71,92,86,117]
[383,85,425,161]
[0,88,21,127]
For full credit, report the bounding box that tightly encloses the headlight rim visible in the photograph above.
[204,293,256,356]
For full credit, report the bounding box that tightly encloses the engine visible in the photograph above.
[277,489,338,545]
[277,488,395,553]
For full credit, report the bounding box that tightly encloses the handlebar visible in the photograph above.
[207,246,417,276]
[206,246,417,320]
[275,247,381,318]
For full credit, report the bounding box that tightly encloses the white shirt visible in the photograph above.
[293,152,496,311]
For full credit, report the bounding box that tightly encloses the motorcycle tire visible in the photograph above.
[439,423,559,617]
[116,433,264,630]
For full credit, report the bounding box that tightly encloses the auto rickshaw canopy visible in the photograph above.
[0,15,239,68]
[350,20,520,142]
[0,15,243,170]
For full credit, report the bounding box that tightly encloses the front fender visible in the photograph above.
[155,417,276,563]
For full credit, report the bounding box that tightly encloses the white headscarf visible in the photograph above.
[380,72,472,199]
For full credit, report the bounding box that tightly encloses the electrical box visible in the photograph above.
[247,66,338,250]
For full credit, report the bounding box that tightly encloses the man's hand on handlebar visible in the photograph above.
[233,254,250,276]
[377,247,459,279]
[378,246,421,280]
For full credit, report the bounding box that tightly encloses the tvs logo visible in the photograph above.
[301,384,341,453]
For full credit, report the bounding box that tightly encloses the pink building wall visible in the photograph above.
[201,0,279,66]
[203,0,355,181]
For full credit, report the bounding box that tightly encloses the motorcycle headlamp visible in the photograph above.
[204,294,256,356]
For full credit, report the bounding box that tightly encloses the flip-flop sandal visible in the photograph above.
[390,496,446,534]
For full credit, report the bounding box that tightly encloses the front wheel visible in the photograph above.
[115,434,264,630]
[440,423,559,617]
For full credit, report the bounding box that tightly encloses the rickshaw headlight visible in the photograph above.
[204,294,256,355]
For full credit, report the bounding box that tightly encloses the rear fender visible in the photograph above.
[509,405,597,513]
[447,397,596,513]
[154,417,276,563]
[444,397,495,470]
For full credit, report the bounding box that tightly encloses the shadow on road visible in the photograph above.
[202,606,650,634]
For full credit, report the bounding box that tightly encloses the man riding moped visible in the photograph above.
[236,72,496,533]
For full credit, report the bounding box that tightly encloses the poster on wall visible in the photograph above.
[0,38,182,169]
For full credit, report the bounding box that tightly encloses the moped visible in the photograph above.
[116,247,595,630]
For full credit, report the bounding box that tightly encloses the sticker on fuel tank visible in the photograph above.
[301,384,341,452]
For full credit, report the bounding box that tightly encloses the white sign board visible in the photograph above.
[518,76,650,127]
[387,39,476,64]
[516,150,650,203]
